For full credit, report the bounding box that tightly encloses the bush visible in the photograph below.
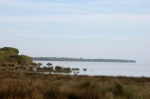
[0,47,33,67]
[55,66,62,70]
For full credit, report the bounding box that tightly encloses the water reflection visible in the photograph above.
[34,61,150,77]
[36,65,84,75]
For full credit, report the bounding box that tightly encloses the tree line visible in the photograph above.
[32,57,136,63]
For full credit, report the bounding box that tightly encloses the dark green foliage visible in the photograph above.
[33,57,136,63]
[19,55,32,65]
[72,68,80,70]
[0,47,33,66]
[1,47,19,55]
[47,63,52,66]
[55,66,63,73]
[9,55,32,65]
[63,67,71,73]
[55,66,62,70]
[38,63,42,66]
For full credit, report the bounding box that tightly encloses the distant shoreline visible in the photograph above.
[32,57,136,63]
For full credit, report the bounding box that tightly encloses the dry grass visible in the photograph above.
[0,69,150,99]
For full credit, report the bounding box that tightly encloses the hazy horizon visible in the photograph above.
[0,0,150,63]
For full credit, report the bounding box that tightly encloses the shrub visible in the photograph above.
[55,66,62,70]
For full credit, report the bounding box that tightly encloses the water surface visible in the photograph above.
[34,61,150,77]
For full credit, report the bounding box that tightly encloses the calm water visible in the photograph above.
[34,61,150,77]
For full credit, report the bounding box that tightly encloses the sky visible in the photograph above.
[0,0,150,63]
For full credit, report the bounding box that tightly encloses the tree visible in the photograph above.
[38,63,42,67]
[0,47,35,67]
[18,55,32,65]
[1,47,19,55]
[47,63,52,66]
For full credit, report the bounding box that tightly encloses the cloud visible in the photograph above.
[1,0,149,13]
[0,0,149,16]
[0,14,150,24]
[0,0,147,8]
[0,0,16,6]
[0,29,39,34]
[1,29,150,42]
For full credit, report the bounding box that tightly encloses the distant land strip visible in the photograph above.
[32,57,136,63]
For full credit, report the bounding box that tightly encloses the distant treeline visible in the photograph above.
[32,57,136,63]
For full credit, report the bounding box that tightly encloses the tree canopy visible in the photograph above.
[1,47,19,55]
[0,47,33,66]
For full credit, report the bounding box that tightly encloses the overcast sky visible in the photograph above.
[0,0,150,63]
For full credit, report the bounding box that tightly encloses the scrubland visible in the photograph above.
[0,69,150,99]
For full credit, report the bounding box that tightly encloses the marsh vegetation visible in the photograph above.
[0,70,150,99]
[0,47,150,99]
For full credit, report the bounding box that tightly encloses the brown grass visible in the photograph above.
[0,69,150,99]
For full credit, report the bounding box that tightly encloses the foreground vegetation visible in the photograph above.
[0,69,150,99]
[0,47,149,99]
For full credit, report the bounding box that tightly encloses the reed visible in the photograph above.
[0,69,150,99]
